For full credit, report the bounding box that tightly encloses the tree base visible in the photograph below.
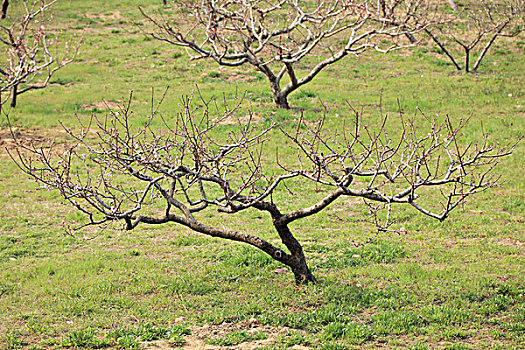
[293,270,316,284]
[290,258,316,284]
[274,95,290,109]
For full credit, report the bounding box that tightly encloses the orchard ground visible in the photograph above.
[0,1,524,349]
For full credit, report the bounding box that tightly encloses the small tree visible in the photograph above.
[10,96,520,283]
[141,0,435,109]
[0,0,79,108]
[425,0,524,72]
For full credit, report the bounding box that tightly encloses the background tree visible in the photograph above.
[10,96,520,283]
[141,0,436,109]
[425,0,524,72]
[0,0,79,108]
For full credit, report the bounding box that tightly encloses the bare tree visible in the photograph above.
[141,1,436,109]
[9,95,520,283]
[0,0,80,108]
[425,0,524,72]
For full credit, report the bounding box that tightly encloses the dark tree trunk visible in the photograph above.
[266,74,290,109]
[289,251,316,284]
[274,92,290,109]
[1,0,8,19]
[273,222,315,283]
[10,83,17,108]
[255,62,291,109]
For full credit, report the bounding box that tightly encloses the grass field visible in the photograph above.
[0,1,524,349]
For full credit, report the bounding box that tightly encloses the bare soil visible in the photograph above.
[86,11,122,20]
[0,127,49,153]
[144,319,311,350]
[218,112,265,126]
[82,100,122,111]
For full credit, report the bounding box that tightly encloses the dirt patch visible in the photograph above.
[86,11,122,20]
[218,113,265,126]
[0,127,77,157]
[82,101,122,111]
[0,128,49,153]
[494,237,524,248]
[144,319,311,350]
[202,66,259,83]
[82,99,148,112]
[225,73,257,83]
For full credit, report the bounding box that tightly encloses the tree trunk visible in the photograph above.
[1,0,8,19]
[272,221,315,283]
[268,76,290,109]
[289,251,316,284]
[274,92,290,109]
[10,83,17,108]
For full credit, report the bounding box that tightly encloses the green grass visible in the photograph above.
[0,0,524,349]
[58,323,190,349]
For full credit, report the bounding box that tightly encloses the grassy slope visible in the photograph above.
[0,0,524,349]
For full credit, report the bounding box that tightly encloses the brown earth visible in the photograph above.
[86,11,122,20]
[82,100,122,111]
[144,319,311,350]
[0,127,50,153]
